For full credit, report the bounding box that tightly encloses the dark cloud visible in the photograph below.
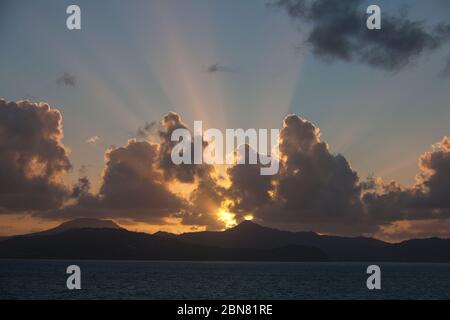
[0,99,71,213]
[416,136,450,208]
[56,72,76,87]
[223,115,450,236]
[213,115,371,234]
[226,145,274,220]
[180,172,227,230]
[363,136,450,225]
[98,140,185,217]
[274,0,450,70]
[49,139,185,223]
[71,176,90,199]
[38,112,224,227]
[362,181,418,225]
[244,115,371,235]
[206,63,234,73]
[158,112,209,183]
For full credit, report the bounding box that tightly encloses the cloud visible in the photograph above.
[71,176,90,199]
[56,72,76,87]
[363,136,450,225]
[48,139,186,223]
[180,172,227,230]
[229,115,371,235]
[222,114,450,236]
[158,112,209,183]
[226,145,274,219]
[274,0,450,70]
[206,63,234,73]
[416,136,450,208]
[157,112,227,229]
[86,136,100,145]
[38,112,226,229]
[0,99,71,213]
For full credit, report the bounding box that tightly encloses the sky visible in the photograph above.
[0,0,449,241]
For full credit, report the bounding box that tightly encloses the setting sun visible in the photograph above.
[244,214,254,221]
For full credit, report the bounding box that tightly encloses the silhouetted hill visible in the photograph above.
[155,220,450,262]
[1,220,449,262]
[0,228,327,261]
[380,238,450,262]
[27,218,123,237]
[0,218,121,242]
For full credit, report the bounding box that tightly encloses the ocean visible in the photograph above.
[1,260,449,299]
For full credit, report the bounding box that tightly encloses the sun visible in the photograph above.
[244,214,254,221]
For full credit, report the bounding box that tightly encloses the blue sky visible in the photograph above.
[1,0,450,190]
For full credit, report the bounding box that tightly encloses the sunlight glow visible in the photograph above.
[217,209,237,229]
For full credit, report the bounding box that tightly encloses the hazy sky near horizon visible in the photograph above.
[1,0,450,240]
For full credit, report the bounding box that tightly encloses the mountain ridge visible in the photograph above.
[0,227,327,261]
[1,219,449,262]
[0,218,122,241]
[155,220,450,261]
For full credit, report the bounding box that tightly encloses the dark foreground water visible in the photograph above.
[1,260,449,299]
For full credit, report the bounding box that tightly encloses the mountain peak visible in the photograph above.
[228,220,267,232]
[57,218,122,230]
[153,231,176,238]
[19,218,124,238]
